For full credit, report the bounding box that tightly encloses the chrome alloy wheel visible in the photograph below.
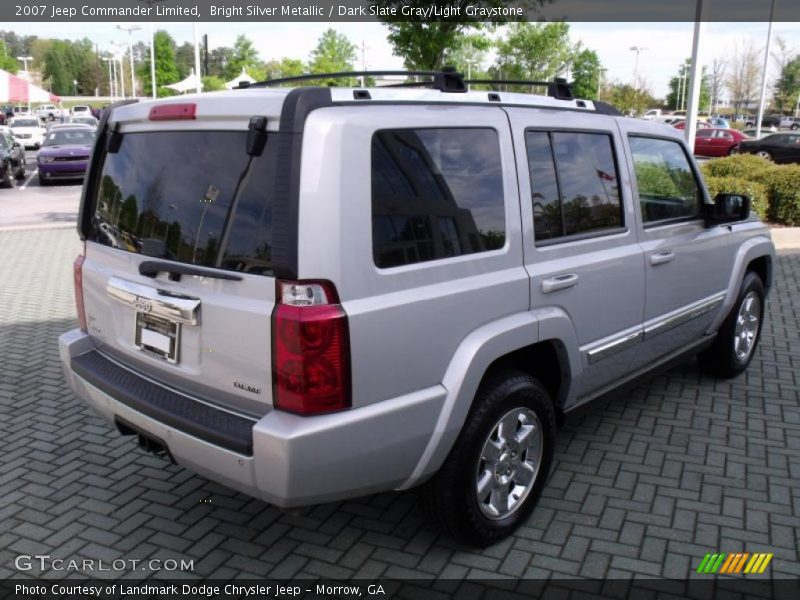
[475,407,543,520]
[734,291,761,362]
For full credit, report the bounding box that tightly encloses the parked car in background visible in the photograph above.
[70,105,92,117]
[673,118,710,130]
[706,116,730,129]
[736,132,800,163]
[742,128,773,140]
[0,130,26,186]
[642,109,663,120]
[694,128,750,157]
[779,116,799,130]
[68,115,99,129]
[745,114,782,128]
[34,103,68,122]
[36,125,94,185]
[9,117,46,149]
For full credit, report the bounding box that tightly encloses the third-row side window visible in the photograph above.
[525,131,623,242]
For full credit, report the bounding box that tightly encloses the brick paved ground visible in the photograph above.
[1,228,798,581]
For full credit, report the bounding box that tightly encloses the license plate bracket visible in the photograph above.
[134,312,181,364]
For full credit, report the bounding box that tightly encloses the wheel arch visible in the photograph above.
[706,235,775,335]
[397,309,580,490]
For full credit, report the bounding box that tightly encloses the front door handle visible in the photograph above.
[542,273,579,294]
[650,250,675,266]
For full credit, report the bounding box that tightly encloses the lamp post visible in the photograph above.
[73,79,77,96]
[16,55,32,73]
[149,24,156,99]
[117,25,141,98]
[111,42,126,98]
[754,0,776,140]
[597,67,607,100]
[102,57,114,100]
[629,46,647,90]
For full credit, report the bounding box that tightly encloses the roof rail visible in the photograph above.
[465,77,574,101]
[240,67,467,93]
[239,68,581,103]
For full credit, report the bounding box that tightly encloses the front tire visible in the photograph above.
[756,150,772,160]
[423,370,556,547]
[698,271,765,378]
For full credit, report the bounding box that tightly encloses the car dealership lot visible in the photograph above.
[0,201,798,579]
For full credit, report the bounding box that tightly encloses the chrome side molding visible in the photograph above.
[644,293,725,340]
[586,330,643,364]
[107,277,200,325]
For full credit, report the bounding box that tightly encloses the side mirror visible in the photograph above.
[705,193,751,226]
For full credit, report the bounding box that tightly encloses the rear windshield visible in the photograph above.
[88,131,276,276]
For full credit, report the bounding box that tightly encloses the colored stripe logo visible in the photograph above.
[696,553,773,574]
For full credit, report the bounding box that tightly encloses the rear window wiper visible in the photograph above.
[138,260,242,281]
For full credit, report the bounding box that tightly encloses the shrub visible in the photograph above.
[703,176,769,220]
[751,165,800,225]
[700,154,773,180]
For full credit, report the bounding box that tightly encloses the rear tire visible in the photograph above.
[698,271,765,378]
[755,150,772,160]
[423,370,556,547]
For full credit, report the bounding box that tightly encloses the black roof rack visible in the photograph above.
[238,68,577,100]
[241,67,467,93]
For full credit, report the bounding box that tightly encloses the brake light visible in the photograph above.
[148,103,196,121]
[272,280,351,416]
[73,244,87,332]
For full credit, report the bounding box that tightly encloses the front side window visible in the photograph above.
[526,130,623,242]
[371,128,505,268]
[629,136,702,224]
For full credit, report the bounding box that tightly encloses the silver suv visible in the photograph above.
[59,71,775,547]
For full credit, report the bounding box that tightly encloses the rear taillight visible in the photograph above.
[73,244,87,332]
[272,280,351,416]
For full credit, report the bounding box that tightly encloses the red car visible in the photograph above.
[694,128,750,157]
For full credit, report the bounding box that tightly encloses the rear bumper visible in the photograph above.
[59,329,444,507]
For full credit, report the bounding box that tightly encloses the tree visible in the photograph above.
[0,44,19,74]
[774,56,800,115]
[227,35,261,80]
[309,29,356,85]
[442,33,491,78]
[571,49,601,100]
[666,60,710,111]
[493,22,573,88]
[371,1,543,71]
[175,42,195,79]
[725,40,760,118]
[708,57,726,113]
[201,75,226,91]
[263,57,307,83]
[138,30,179,97]
[601,80,658,116]
[207,46,234,79]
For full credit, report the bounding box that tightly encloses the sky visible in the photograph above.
[6,21,800,99]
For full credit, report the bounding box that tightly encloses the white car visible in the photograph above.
[70,105,92,116]
[9,117,46,149]
[34,103,67,121]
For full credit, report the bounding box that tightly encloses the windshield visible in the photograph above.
[89,130,278,276]
[44,129,95,146]
[12,119,39,128]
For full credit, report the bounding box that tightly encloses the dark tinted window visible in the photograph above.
[90,131,276,275]
[525,131,622,242]
[371,128,505,268]
[629,136,701,223]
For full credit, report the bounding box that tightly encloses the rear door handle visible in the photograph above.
[542,273,579,294]
[650,250,675,266]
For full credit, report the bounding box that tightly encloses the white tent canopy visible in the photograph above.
[0,68,60,104]
[225,68,256,90]
[164,69,202,94]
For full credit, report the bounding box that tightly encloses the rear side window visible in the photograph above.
[89,131,276,276]
[629,136,701,224]
[525,131,623,243]
[371,128,505,269]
